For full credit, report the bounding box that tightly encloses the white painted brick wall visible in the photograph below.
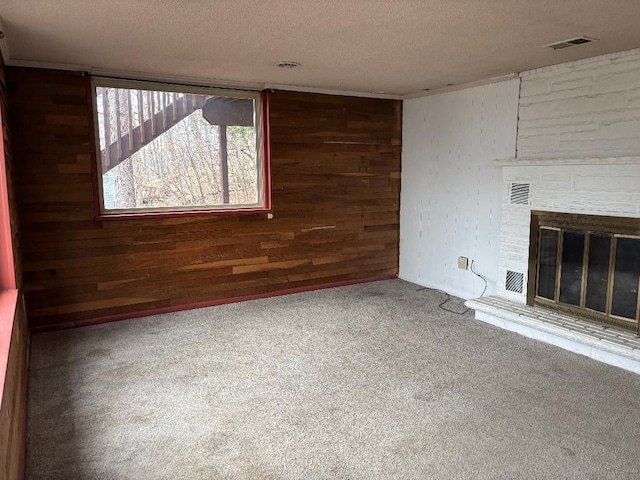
[518,48,640,158]
[497,48,640,302]
[402,48,640,303]
[400,80,519,299]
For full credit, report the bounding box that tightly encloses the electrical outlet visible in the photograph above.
[458,256,469,270]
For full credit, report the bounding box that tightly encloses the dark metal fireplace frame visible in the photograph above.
[527,211,640,334]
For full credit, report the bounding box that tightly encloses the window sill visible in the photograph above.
[96,206,272,221]
[0,289,19,407]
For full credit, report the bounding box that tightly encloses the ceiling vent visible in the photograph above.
[276,61,300,68]
[545,36,598,50]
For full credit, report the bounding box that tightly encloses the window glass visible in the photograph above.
[92,79,266,215]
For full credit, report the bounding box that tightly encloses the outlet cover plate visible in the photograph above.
[458,256,469,270]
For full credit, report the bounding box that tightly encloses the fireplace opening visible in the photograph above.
[527,211,640,334]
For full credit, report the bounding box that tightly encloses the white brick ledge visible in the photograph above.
[465,296,640,375]
[494,156,640,167]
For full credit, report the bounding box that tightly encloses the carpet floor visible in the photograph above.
[27,279,640,479]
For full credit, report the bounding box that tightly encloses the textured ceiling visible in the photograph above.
[2,1,640,97]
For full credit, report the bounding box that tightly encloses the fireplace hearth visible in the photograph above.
[527,211,640,333]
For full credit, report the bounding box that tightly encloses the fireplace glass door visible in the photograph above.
[532,213,640,333]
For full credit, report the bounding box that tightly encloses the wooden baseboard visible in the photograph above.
[31,274,398,334]
[0,293,29,480]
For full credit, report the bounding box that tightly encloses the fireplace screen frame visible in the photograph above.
[527,211,640,334]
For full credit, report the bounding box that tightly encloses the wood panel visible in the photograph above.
[7,68,402,329]
[0,296,28,480]
[0,54,28,480]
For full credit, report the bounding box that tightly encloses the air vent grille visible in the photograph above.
[505,271,524,294]
[276,61,301,68]
[546,36,597,50]
[510,182,530,205]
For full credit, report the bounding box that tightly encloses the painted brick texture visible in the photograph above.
[400,80,519,300]
[499,48,640,301]
[518,48,640,158]
[498,162,640,302]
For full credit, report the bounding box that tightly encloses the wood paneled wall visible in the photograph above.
[7,68,401,330]
[0,297,28,480]
[0,55,28,480]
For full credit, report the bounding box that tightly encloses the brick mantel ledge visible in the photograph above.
[494,156,640,167]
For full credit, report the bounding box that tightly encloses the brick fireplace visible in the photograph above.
[496,157,640,312]
[466,48,640,374]
[466,157,640,373]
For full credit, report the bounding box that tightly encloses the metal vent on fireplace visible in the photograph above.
[505,270,524,294]
[510,182,531,206]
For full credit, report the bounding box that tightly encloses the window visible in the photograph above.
[89,77,270,218]
[0,106,15,290]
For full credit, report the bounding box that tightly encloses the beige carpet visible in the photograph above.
[27,280,640,479]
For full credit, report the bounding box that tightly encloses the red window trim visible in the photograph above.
[0,104,18,408]
[0,290,19,404]
[85,75,272,221]
[0,107,15,290]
